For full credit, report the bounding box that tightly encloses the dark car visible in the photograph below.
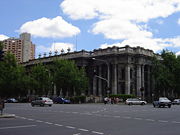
[6,98,18,103]
[53,97,71,104]
[31,97,53,107]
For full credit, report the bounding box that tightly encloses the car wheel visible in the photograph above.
[141,102,145,105]
[168,105,171,108]
[129,103,132,105]
[49,105,52,107]
[153,104,155,108]
[31,104,34,107]
[40,103,44,107]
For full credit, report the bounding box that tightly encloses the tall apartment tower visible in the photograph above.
[3,33,35,63]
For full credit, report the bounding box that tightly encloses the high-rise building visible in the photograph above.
[2,33,35,63]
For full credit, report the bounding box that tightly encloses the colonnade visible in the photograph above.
[92,63,152,100]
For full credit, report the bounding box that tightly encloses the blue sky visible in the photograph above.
[0,0,180,57]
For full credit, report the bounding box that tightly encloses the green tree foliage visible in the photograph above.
[53,59,88,96]
[0,52,29,98]
[30,63,52,96]
[152,50,180,97]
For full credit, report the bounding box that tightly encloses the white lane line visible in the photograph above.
[36,120,43,123]
[54,124,63,127]
[134,118,143,120]
[78,128,89,132]
[27,118,34,121]
[92,131,104,134]
[72,112,78,114]
[145,119,155,122]
[172,121,180,124]
[123,116,131,119]
[44,122,53,125]
[20,117,27,119]
[73,133,81,135]
[0,125,36,130]
[158,120,168,123]
[66,126,76,129]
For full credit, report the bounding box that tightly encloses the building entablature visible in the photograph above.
[21,45,158,67]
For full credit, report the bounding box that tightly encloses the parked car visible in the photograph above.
[125,98,147,105]
[31,97,53,107]
[153,97,171,108]
[53,97,71,104]
[6,98,18,103]
[172,99,180,105]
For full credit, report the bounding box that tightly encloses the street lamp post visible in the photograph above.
[92,58,110,90]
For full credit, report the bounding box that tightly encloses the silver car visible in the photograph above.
[31,97,53,107]
[125,98,147,105]
[172,99,180,105]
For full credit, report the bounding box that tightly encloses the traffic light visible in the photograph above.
[0,50,4,61]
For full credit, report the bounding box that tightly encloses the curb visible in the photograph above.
[0,114,16,118]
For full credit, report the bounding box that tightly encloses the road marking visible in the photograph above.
[36,120,43,122]
[54,124,63,127]
[134,118,143,120]
[27,118,34,121]
[145,119,155,122]
[20,117,26,119]
[78,128,89,132]
[172,121,180,124]
[66,126,76,129]
[92,131,104,134]
[0,125,36,130]
[123,116,131,119]
[158,120,168,123]
[45,122,53,125]
[73,133,81,135]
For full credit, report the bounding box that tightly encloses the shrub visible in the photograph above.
[70,96,86,103]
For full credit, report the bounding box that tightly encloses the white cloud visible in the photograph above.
[61,0,180,22]
[164,37,180,47]
[50,42,75,52]
[19,16,80,38]
[178,18,180,25]
[176,51,180,56]
[61,0,180,52]
[0,34,9,41]
[36,42,75,57]
[100,36,180,52]
[92,19,152,40]
[156,19,164,25]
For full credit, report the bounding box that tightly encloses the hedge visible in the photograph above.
[109,94,136,101]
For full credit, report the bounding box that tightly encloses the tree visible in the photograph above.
[152,50,180,97]
[30,63,52,96]
[0,52,29,98]
[53,59,88,97]
[0,42,4,61]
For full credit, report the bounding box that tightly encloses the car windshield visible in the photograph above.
[43,98,51,100]
[159,97,169,101]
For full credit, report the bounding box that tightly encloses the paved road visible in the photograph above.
[0,103,180,135]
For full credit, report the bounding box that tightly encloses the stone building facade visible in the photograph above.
[23,45,159,101]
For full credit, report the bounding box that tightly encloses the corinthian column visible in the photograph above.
[112,64,117,94]
[136,65,141,97]
[125,65,130,94]
[98,66,102,96]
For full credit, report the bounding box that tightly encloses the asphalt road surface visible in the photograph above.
[0,103,180,135]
